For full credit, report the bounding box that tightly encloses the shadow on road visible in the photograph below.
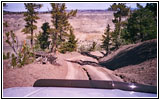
[80,52,102,60]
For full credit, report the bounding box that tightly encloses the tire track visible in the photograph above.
[65,56,88,79]
[84,65,112,80]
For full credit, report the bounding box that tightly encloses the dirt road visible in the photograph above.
[65,56,89,80]
[65,53,122,81]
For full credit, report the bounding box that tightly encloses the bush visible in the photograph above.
[78,45,90,53]
[59,42,69,53]
[17,44,34,67]
[7,52,10,58]
[58,29,77,54]
[89,42,97,51]
[3,52,10,60]
[11,54,17,67]
[37,22,50,50]
[9,44,35,68]
[3,53,7,60]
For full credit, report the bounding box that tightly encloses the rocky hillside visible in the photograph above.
[99,39,157,86]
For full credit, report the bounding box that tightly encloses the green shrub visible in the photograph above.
[3,52,10,60]
[9,44,35,68]
[59,29,77,54]
[7,52,10,58]
[11,54,17,67]
[17,44,34,67]
[59,42,68,53]
[37,22,50,50]
[3,53,7,60]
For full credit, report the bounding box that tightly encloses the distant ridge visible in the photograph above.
[3,9,112,14]
[3,8,136,14]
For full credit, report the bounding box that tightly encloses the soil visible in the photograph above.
[99,39,157,86]
[3,58,68,89]
[114,58,157,86]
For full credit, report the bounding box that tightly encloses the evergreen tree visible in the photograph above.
[109,3,130,49]
[59,28,77,53]
[22,3,42,50]
[67,29,77,51]
[146,3,157,18]
[38,22,50,50]
[50,3,77,54]
[121,3,157,43]
[102,24,111,55]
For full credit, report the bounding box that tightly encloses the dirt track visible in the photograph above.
[65,52,122,81]
[3,51,122,89]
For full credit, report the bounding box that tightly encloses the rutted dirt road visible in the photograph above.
[65,52,123,81]
[65,56,89,80]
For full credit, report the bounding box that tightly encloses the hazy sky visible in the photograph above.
[4,3,147,12]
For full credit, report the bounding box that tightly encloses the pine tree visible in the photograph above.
[22,3,42,50]
[121,3,157,43]
[38,22,50,50]
[59,28,77,53]
[146,3,157,18]
[109,3,130,49]
[50,3,77,54]
[67,29,77,52]
[102,24,111,55]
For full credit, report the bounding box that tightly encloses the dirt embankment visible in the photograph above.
[99,39,157,86]
[114,58,157,86]
[3,57,68,89]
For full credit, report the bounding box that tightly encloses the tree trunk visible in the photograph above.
[50,32,57,55]
[11,45,17,55]
[30,20,34,52]
[31,29,33,52]
[116,16,122,49]
[52,14,58,55]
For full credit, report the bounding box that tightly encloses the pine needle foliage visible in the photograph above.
[59,29,77,53]
[121,3,157,43]
[22,3,42,49]
[38,22,50,50]
[102,24,111,54]
[50,3,77,53]
[109,3,130,49]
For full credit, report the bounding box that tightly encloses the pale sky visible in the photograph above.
[3,3,147,12]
